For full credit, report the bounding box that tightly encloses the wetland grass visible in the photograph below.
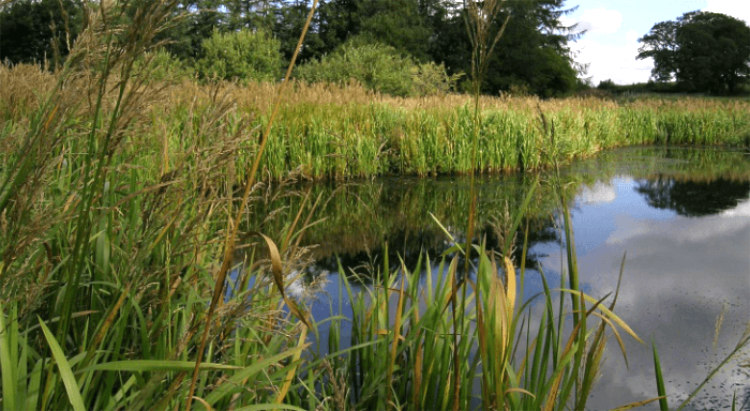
[307,192,645,410]
[1,1,748,410]
[4,70,749,182]
[0,1,314,409]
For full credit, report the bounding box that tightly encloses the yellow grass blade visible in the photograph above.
[275,324,308,404]
[503,256,516,318]
[611,396,667,411]
[559,288,643,344]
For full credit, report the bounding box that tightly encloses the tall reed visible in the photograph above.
[0,1,317,409]
[307,187,643,409]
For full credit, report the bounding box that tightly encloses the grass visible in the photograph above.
[0,1,748,409]
[305,189,644,410]
[3,67,749,182]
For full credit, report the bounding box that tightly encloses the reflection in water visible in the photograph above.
[255,147,750,409]
[636,178,750,217]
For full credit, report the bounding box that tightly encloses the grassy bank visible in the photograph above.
[3,65,749,182]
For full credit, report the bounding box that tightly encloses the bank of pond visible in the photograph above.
[2,65,750,410]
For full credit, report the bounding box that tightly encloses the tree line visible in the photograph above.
[0,0,584,97]
[2,1,749,95]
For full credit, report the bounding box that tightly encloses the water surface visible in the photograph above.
[266,147,750,409]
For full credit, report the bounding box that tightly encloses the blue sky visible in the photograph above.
[561,0,750,85]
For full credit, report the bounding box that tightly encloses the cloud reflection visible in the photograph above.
[572,197,750,409]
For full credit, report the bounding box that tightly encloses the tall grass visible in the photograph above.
[0,1,315,409]
[1,2,748,410]
[4,69,748,182]
[306,190,644,409]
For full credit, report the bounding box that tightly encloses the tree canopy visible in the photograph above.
[0,0,582,96]
[638,11,750,94]
[0,0,84,66]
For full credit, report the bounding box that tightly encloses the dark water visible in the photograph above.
[266,147,750,409]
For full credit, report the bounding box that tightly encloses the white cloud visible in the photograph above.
[704,0,750,24]
[579,182,616,205]
[570,29,653,85]
[577,8,624,35]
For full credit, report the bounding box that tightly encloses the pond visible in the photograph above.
[258,147,750,409]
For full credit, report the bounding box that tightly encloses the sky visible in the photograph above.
[561,0,750,85]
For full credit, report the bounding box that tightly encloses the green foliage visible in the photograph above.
[412,62,464,96]
[295,40,458,96]
[638,11,750,94]
[196,28,282,82]
[134,48,194,82]
[432,0,579,97]
[312,0,434,61]
[0,0,84,66]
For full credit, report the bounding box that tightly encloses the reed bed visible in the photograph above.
[0,2,314,409]
[299,197,646,410]
[3,66,749,183]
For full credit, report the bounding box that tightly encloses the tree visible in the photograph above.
[310,0,433,61]
[431,0,579,96]
[195,28,283,82]
[0,0,84,66]
[295,38,458,96]
[638,11,750,94]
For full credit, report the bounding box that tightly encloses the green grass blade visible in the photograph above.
[204,346,304,405]
[84,360,241,372]
[652,342,669,411]
[233,405,307,411]
[38,317,86,411]
[0,302,17,411]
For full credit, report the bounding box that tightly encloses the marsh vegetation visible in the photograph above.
[1,1,749,410]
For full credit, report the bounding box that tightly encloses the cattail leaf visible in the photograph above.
[38,317,86,411]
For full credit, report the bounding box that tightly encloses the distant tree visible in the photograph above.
[159,1,226,62]
[311,0,433,61]
[431,0,579,97]
[195,28,283,82]
[636,178,750,217]
[295,38,458,96]
[638,11,750,94]
[0,0,84,66]
[271,0,326,63]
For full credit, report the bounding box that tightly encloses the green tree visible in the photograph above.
[431,0,579,96]
[0,0,84,66]
[295,38,457,96]
[638,11,750,94]
[195,28,283,82]
[159,1,225,61]
[272,0,326,63]
[311,0,433,61]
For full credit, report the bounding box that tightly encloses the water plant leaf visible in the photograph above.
[38,317,86,411]
[612,396,667,411]
[503,256,516,317]
[83,360,241,372]
[253,231,311,329]
[558,288,643,344]
[233,405,307,411]
[204,346,305,405]
[503,178,538,255]
[0,303,17,411]
[275,324,309,403]
[652,342,669,411]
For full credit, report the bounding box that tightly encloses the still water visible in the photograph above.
[271,147,750,409]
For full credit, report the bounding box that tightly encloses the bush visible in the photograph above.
[411,62,463,96]
[134,48,193,83]
[296,39,458,97]
[196,29,282,83]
